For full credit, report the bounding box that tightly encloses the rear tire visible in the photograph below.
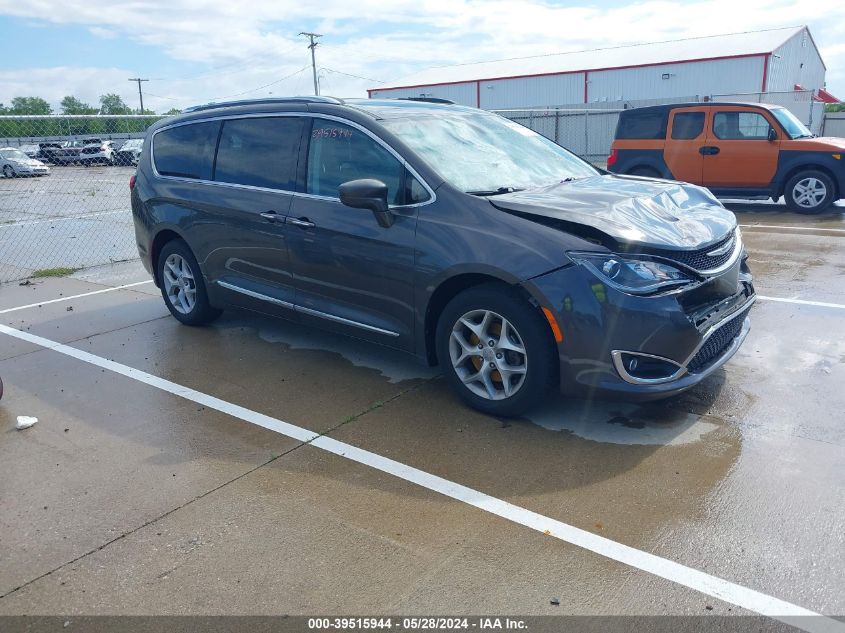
[435,284,558,417]
[157,239,222,326]
[628,166,660,178]
[3,165,15,178]
[784,170,835,214]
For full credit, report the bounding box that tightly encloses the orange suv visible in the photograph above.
[607,102,845,214]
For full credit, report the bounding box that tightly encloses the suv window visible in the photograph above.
[713,111,771,140]
[616,110,666,140]
[153,121,220,180]
[307,121,405,204]
[671,112,705,139]
[214,117,304,190]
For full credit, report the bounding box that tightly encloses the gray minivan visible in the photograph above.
[131,96,755,416]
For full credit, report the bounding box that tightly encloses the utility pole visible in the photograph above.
[128,78,149,113]
[299,32,322,95]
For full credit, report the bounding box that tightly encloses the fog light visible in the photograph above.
[627,357,638,371]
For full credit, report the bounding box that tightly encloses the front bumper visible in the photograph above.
[524,260,755,400]
[13,163,50,174]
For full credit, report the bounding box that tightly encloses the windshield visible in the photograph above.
[2,149,29,161]
[771,108,812,139]
[379,111,598,193]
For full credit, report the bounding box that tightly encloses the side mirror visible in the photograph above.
[768,128,778,142]
[339,179,393,228]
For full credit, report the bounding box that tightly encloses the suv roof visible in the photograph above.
[620,102,783,117]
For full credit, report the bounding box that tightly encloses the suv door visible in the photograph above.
[152,116,305,317]
[664,107,708,184]
[702,107,780,189]
[286,117,429,350]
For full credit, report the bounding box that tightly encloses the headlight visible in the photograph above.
[570,252,696,294]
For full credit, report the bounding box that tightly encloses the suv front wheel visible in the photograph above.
[784,170,835,214]
[436,284,558,417]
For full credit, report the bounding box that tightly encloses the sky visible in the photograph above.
[0,0,843,113]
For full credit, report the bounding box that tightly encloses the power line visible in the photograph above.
[299,32,322,95]
[205,64,311,102]
[127,78,149,112]
[320,67,385,84]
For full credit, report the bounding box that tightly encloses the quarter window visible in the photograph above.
[153,121,220,180]
[616,110,666,140]
[713,112,771,140]
[306,121,405,204]
[214,117,304,190]
[671,112,705,140]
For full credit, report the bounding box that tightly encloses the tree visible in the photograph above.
[164,108,182,115]
[9,96,52,115]
[61,96,98,115]
[99,93,132,115]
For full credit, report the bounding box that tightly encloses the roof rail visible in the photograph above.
[184,96,344,113]
[394,97,456,105]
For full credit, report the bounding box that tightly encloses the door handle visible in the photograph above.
[699,146,721,155]
[260,211,280,222]
[287,217,316,229]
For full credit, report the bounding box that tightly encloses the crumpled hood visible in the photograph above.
[491,174,736,250]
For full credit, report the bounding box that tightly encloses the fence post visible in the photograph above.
[554,110,560,144]
[584,111,589,159]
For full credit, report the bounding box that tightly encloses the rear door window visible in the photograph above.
[153,121,220,180]
[214,117,305,190]
[306,121,405,205]
[671,112,705,139]
[616,110,666,139]
[712,111,772,140]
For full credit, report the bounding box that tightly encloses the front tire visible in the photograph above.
[3,165,15,178]
[785,170,835,214]
[157,240,222,326]
[436,284,558,417]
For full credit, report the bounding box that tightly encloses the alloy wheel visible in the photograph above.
[792,177,827,209]
[162,253,197,315]
[449,309,528,400]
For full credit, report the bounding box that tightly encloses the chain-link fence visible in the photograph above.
[0,94,833,283]
[493,108,623,167]
[0,115,166,283]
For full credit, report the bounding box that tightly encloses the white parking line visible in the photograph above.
[739,224,845,234]
[0,280,153,315]
[0,321,840,633]
[0,210,127,229]
[758,295,845,310]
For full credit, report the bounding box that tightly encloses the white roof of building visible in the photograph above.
[372,26,805,90]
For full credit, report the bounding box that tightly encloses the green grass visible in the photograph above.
[32,267,80,278]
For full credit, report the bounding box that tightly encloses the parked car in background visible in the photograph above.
[34,142,64,164]
[115,139,143,166]
[607,102,845,213]
[132,96,755,416]
[80,140,116,166]
[20,144,40,158]
[50,140,89,165]
[1,147,50,177]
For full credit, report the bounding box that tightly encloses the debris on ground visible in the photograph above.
[550,598,560,606]
[19,280,33,286]
[16,416,38,430]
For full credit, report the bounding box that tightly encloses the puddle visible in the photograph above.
[524,395,720,446]
[245,319,438,383]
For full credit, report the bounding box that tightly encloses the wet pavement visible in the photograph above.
[0,206,843,622]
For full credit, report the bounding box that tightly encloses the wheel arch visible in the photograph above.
[776,163,839,201]
[421,270,537,366]
[150,228,186,287]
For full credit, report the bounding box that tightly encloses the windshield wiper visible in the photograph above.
[466,186,525,196]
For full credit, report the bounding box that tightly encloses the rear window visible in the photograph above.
[671,112,705,139]
[615,110,667,140]
[214,117,304,190]
[153,121,220,180]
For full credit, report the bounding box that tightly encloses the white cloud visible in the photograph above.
[0,0,843,112]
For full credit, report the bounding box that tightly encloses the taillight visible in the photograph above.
[129,175,136,190]
[607,148,618,168]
